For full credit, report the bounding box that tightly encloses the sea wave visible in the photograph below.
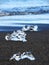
[0,6,49,16]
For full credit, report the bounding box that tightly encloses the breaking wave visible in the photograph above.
[0,6,49,16]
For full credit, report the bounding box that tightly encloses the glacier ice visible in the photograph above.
[22,25,38,31]
[5,30,27,42]
[5,25,38,42]
[10,52,35,61]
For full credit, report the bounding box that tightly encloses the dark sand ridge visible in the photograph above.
[0,31,49,65]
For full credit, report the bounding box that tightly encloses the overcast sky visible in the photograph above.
[0,0,49,8]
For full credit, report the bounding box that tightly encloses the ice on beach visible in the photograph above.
[5,30,27,42]
[10,52,35,61]
[5,25,38,42]
[22,25,38,31]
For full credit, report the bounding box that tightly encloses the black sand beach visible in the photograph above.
[0,31,49,65]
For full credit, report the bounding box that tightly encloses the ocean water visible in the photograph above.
[0,0,49,32]
[0,24,49,32]
[0,14,49,32]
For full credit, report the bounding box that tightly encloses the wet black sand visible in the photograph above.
[0,31,49,65]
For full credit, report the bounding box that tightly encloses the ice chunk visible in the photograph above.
[10,52,21,61]
[33,25,38,31]
[10,52,35,61]
[22,25,38,31]
[21,52,35,60]
[5,30,27,42]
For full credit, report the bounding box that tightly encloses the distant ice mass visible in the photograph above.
[10,52,35,61]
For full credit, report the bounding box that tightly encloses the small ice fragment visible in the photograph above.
[5,30,27,42]
[10,52,35,61]
[22,25,38,31]
[33,25,38,31]
[21,52,35,60]
[10,54,21,61]
[22,25,30,31]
